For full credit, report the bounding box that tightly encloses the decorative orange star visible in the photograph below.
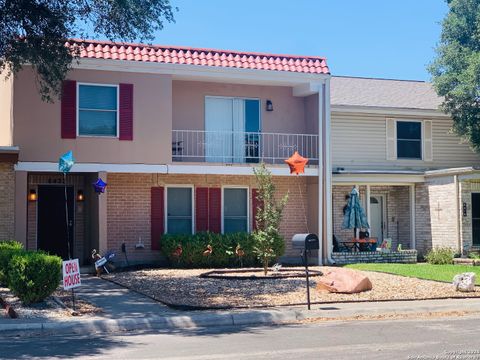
[284,151,309,175]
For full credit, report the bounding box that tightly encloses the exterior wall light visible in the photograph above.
[266,99,273,111]
[77,190,84,202]
[28,189,37,202]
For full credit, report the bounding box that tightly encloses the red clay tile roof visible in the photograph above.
[67,39,330,75]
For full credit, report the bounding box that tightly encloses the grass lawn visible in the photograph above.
[345,263,480,285]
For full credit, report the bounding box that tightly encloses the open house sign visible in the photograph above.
[62,259,81,290]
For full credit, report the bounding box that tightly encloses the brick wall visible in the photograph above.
[332,250,417,265]
[106,173,308,264]
[0,163,15,240]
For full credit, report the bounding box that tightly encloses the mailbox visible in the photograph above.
[292,233,319,251]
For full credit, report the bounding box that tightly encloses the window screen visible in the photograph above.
[78,84,118,136]
[167,187,193,234]
[223,188,248,233]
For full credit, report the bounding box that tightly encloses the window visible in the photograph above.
[397,121,422,159]
[166,187,193,234]
[205,97,260,163]
[223,188,248,233]
[78,84,118,136]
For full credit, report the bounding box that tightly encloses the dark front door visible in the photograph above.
[37,185,74,259]
[472,193,480,246]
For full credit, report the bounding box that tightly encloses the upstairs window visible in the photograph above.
[396,121,422,159]
[78,84,118,137]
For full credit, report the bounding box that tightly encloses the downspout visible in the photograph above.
[455,175,462,255]
[317,83,324,266]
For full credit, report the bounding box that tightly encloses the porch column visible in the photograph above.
[366,185,371,233]
[409,184,416,249]
[317,79,332,265]
[98,171,108,254]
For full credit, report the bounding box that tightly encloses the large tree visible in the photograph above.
[429,0,480,152]
[0,0,176,101]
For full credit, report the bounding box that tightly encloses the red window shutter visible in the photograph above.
[151,187,164,250]
[61,80,76,139]
[196,187,209,232]
[208,188,221,233]
[119,83,133,140]
[252,188,263,230]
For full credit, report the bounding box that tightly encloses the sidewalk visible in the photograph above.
[1,275,480,335]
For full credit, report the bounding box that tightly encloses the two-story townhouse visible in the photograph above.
[2,40,479,267]
[329,76,480,262]
[0,40,331,265]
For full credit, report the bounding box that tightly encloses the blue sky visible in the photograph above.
[150,0,448,81]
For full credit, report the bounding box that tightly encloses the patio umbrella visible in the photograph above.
[342,187,370,237]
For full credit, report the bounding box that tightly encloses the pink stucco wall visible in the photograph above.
[172,80,312,134]
[13,67,173,164]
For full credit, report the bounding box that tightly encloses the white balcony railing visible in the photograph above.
[172,130,318,164]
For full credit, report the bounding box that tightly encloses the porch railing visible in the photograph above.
[172,130,319,164]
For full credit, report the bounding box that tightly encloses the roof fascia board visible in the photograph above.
[331,104,449,118]
[333,173,424,184]
[425,166,478,177]
[73,58,330,85]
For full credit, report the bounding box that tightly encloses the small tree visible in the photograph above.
[252,163,288,275]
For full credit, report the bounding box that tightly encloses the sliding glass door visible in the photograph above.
[205,97,260,163]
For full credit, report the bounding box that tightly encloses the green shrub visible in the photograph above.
[425,247,455,265]
[7,251,62,304]
[161,232,283,268]
[0,241,24,285]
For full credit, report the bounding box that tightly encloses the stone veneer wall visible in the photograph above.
[332,250,417,265]
[0,162,15,240]
[332,185,411,251]
[106,173,309,264]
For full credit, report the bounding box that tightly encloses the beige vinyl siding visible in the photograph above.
[332,112,480,170]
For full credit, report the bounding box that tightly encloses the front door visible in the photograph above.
[37,185,74,259]
[472,193,480,246]
[370,195,385,245]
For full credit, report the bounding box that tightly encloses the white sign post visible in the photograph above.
[62,259,81,314]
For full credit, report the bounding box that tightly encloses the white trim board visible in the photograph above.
[332,104,449,119]
[15,162,319,176]
[73,59,330,88]
[333,173,424,184]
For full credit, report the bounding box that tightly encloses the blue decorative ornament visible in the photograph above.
[58,151,75,174]
[93,178,107,193]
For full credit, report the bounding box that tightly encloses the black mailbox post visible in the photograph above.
[292,233,319,310]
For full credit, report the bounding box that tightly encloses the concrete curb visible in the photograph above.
[2,299,480,336]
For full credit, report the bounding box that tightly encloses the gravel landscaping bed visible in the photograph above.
[0,286,102,319]
[104,267,480,309]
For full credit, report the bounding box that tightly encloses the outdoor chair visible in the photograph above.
[333,235,351,252]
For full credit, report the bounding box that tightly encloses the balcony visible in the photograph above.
[172,130,319,165]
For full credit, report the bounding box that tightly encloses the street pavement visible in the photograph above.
[1,315,480,359]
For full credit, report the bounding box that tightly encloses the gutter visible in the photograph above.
[0,146,20,163]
